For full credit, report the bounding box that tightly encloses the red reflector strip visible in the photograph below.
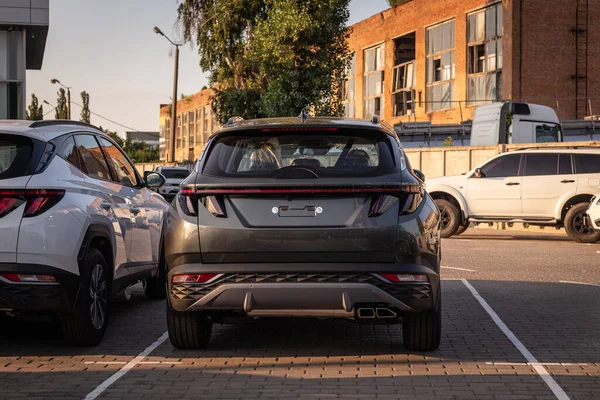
[0,189,64,197]
[190,187,420,195]
[24,196,51,216]
[172,274,219,283]
[0,273,56,283]
[0,273,21,282]
[378,273,429,283]
[0,198,20,217]
[261,127,338,132]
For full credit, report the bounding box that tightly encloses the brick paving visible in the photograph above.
[0,232,598,399]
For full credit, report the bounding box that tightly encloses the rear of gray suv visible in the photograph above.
[164,117,442,351]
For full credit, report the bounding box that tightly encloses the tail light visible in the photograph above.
[0,189,65,218]
[0,273,57,283]
[172,273,219,283]
[178,188,199,216]
[378,273,428,283]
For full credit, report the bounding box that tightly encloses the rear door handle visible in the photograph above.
[130,206,140,215]
[506,182,520,186]
[561,180,575,184]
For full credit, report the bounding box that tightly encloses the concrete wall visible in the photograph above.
[405,141,600,178]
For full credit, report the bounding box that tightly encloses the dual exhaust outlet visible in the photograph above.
[356,307,397,319]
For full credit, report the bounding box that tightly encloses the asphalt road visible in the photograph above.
[1,229,599,400]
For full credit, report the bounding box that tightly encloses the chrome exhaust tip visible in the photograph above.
[375,308,397,319]
[357,308,375,319]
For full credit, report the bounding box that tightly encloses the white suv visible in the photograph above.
[427,148,600,243]
[0,120,170,345]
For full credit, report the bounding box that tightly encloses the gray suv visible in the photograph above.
[164,116,442,351]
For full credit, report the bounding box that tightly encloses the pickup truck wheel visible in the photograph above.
[435,199,460,238]
[455,225,468,236]
[167,304,212,350]
[564,203,600,243]
[402,298,442,352]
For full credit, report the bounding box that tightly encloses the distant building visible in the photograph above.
[124,131,160,149]
[0,0,49,119]
[345,0,600,126]
[159,87,216,162]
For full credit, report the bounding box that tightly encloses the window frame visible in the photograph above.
[467,3,503,106]
[363,43,385,119]
[73,134,114,183]
[523,153,560,177]
[426,19,456,112]
[574,153,600,174]
[342,54,356,118]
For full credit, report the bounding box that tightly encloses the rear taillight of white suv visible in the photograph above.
[0,189,65,218]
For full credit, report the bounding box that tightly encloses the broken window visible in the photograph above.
[467,3,503,105]
[364,44,385,118]
[392,33,416,117]
[426,20,455,112]
[342,54,356,118]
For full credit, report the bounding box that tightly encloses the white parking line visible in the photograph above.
[84,361,181,366]
[559,280,600,287]
[441,266,476,272]
[461,279,570,400]
[83,331,169,400]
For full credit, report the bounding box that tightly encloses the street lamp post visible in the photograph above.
[50,78,71,120]
[154,26,182,163]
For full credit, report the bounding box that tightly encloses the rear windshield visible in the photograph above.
[203,129,396,178]
[0,134,34,180]
[161,169,190,179]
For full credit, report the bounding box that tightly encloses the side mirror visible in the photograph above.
[414,169,425,182]
[473,168,484,178]
[144,171,165,190]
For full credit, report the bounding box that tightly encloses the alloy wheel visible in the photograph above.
[573,212,594,235]
[89,264,108,330]
[440,209,451,230]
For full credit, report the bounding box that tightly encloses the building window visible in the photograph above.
[195,108,202,145]
[363,44,385,119]
[164,119,170,160]
[342,54,356,118]
[188,110,194,148]
[0,30,25,119]
[426,20,455,112]
[467,3,503,105]
[203,105,211,139]
[392,33,416,117]
[176,115,182,148]
[182,112,188,149]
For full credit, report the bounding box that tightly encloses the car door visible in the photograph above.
[74,134,131,280]
[96,137,154,271]
[521,153,575,218]
[466,153,523,217]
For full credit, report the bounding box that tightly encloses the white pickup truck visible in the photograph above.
[426,148,600,243]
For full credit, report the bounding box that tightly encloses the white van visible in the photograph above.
[470,102,562,146]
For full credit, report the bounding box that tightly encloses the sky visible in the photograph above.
[26,0,390,134]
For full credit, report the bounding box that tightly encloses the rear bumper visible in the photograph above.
[167,263,440,316]
[0,264,80,312]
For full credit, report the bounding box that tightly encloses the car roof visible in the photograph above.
[0,120,105,142]
[512,147,600,154]
[213,116,399,140]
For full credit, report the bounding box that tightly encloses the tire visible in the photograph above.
[564,202,600,243]
[435,199,461,238]
[60,248,110,346]
[167,304,212,350]
[454,225,468,236]
[402,298,442,352]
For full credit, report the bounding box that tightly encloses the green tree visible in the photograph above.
[178,0,352,122]
[25,94,44,120]
[54,88,68,119]
[124,139,160,163]
[443,136,454,147]
[80,91,91,123]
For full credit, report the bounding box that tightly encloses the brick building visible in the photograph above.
[160,0,597,161]
[345,0,598,126]
[159,87,217,162]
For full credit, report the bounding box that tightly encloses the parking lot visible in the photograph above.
[1,230,598,400]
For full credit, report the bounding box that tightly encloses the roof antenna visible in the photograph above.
[298,110,309,123]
